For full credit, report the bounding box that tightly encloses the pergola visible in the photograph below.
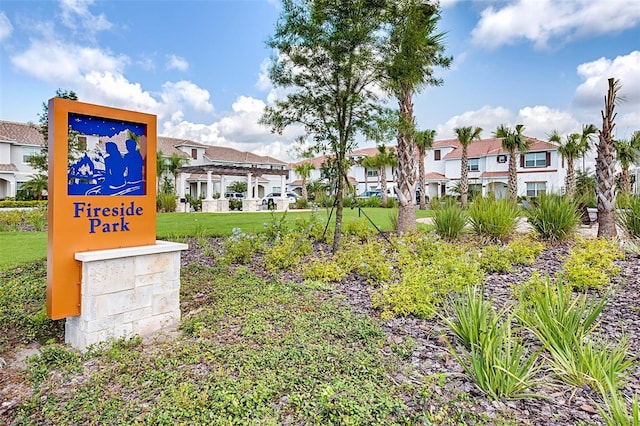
[175,164,289,200]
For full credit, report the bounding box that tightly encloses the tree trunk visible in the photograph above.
[508,151,518,203]
[396,88,417,234]
[565,158,575,199]
[332,169,345,252]
[419,151,426,210]
[620,168,631,194]
[460,147,469,209]
[381,166,388,206]
[301,178,308,200]
[596,78,618,239]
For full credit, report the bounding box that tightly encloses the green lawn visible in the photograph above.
[0,208,433,269]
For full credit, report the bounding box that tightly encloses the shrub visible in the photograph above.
[292,197,310,209]
[563,238,623,291]
[0,209,24,231]
[477,244,513,273]
[346,238,395,285]
[617,193,640,240]
[506,235,546,266]
[229,198,242,211]
[443,286,544,400]
[373,239,483,318]
[263,231,312,271]
[468,197,519,240]
[303,247,350,283]
[156,192,177,212]
[25,207,48,231]
[343,217,376,240]
[525,194,580,241]
[433,202,467,240]
[223,228,262,264]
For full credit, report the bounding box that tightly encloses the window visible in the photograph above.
[468,158,479,171]
[272,186,281,193]
[526,182,546,197]
[22,147,40,163]
[191,148,197,160]
[434,150,441,161]
[524,152,548,167]
[497,155,507,163]
[367,169,379,177]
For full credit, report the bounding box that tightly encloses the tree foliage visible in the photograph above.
[494,124,531,203]
[261,0,386,251]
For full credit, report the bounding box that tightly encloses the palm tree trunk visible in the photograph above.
[460,147,469,208]
[396,88,417,234]
[508,151,518,203]
[620,168,631,194]
[301,178,308,200]
[596,78,618,238]
[419,151,426,210]
[565,159,575,199]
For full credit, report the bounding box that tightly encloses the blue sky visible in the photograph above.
[1,0,639,163]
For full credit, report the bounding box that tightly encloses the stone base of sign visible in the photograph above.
[176,200,190,213]
[202,199,229,212]
[277,199,289,211]
[65,240,188,351]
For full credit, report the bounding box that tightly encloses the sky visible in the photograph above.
[1,0,639,163]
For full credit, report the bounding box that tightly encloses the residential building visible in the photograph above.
[426,137,566,199]
[288,136,568,201]
[0,120,43,199]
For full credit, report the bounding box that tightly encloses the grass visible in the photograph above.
[0,208,433,269]
[0,232,47,269]
[6,260,501,425]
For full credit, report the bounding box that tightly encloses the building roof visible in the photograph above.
[424,172,447,180]
[0,121,44,146]
[203,145,286,165]
[157,136,194,157]
[0,163,19,172]
[439,137,556,160]
[481,171,509,178]
[288,155,330,169]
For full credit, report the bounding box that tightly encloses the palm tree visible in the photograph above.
[375,145,398,206]
[156,150,168,192]
[578,124,598,173]
[494,124,531,203]
[22,173,48,200]
[550,131,581,199]
[454,126,482,208]
[415,129,435,210]
[166,153,190,193]
[596,78,620,238]
[382,0,452,233]
[294,161,315,200]
[614,130,640,194]
[360,155,379,194]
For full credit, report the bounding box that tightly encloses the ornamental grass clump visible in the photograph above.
[617,193,640,240]
[442,286,544,400]
[515,274,634,391]
[525,194,581,241]
[597,378,640,426]
[468,196,519,240]
[433,201,467,240]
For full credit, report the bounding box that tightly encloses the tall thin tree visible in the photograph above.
[375,145,398,206]
[454,126,482,208]
[381,0,452,233]
[261,0,385,251]
[415,128,436,210]
[494,124,531,203]
[550,130,581,199]
[596,78,621,238]
[294,161,315,200]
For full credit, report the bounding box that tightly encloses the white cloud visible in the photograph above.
[574,51,640,109]
[166,54,189,72]
[255,58,272,91]
[436,105,513,138]
[435,104,581,142]
[471,0,640,49]
[59,0,112,38]
[83,70,161,114]
[11,39,126,82]
[161,80,214,114]
[0,12,13,42]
